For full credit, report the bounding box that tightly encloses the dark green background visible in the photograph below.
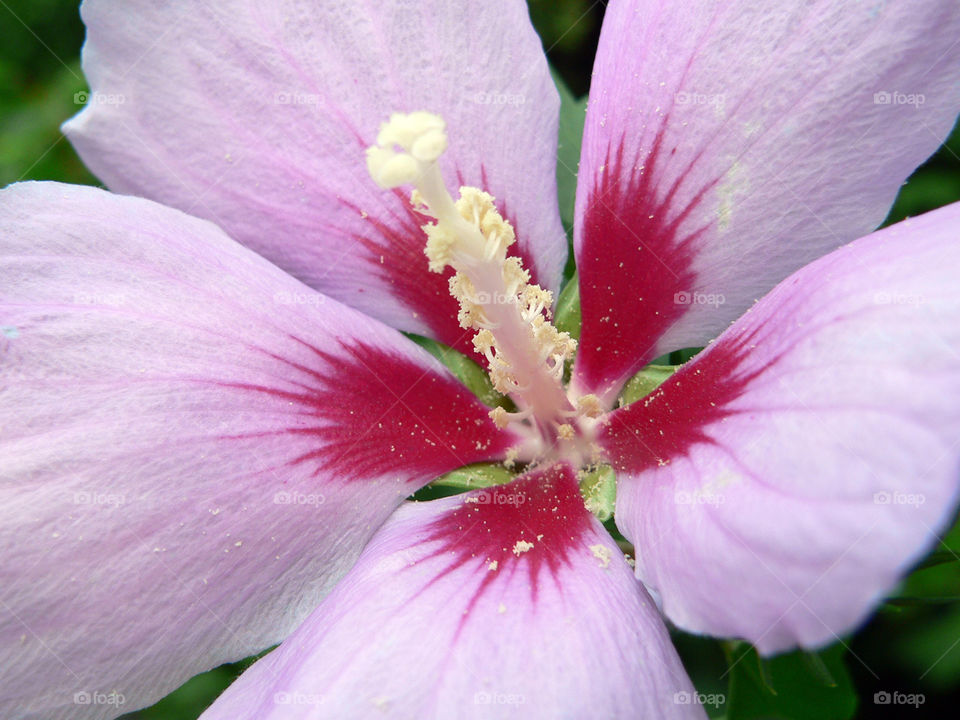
[2,0,959,718]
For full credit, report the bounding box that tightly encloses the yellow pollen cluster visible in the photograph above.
[434,188,576,398]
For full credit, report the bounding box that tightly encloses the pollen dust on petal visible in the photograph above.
[512,540,534,556]
[590,543,612,569]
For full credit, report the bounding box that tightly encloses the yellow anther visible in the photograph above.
[473,329,495,354]
[424,224,457,273]
[456,187,494,218]
[481,214,514,249]
[458,304,488,330]
[448,272,476,300]
[576,394,604,419]
[455,188,515,257]
[523,285,553,316]
[503,257,530,289]
[488,358,516,395]
[489,406,510,429]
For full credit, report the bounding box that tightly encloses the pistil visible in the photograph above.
[367,112,592,454]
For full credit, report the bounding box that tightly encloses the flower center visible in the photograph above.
[366,112,602,463]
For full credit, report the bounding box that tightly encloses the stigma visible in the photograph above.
[367,112,599,459]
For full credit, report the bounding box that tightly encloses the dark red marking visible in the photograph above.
[423,463,593,614]
[600,327,768,474]
[220,339,512,484]
[575,131,713,398]
[348,166,544,361]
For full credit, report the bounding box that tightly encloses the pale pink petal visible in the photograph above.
[200,464,705,720]
[63,0,565,358]
[601,202,960,654]
[574,0,960,399]
[0,182,515,720]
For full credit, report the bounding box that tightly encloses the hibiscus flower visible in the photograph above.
[2,1,960,718]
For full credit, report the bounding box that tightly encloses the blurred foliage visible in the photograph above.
[3,0,960,718]
[723,644,858,720]
[0,0,95,186]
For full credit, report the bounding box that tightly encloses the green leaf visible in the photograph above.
[916,549,960,570]
[408,335,507,409]
[885,596,960,607]
[431,463,515,490]
[725,645,857,720]
[550,67,587,235]
[619,364,677,406]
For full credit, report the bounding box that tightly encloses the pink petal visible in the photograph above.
[601,202,960,654]
[62,0,566,358]
[0,182,515,719]
[200,464,704,719]
[574,0,960,399]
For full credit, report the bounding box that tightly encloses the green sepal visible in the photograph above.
[430,462,516,491]
[619,364,678,406]
[579,464,616,521]
[554,271,581,340]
